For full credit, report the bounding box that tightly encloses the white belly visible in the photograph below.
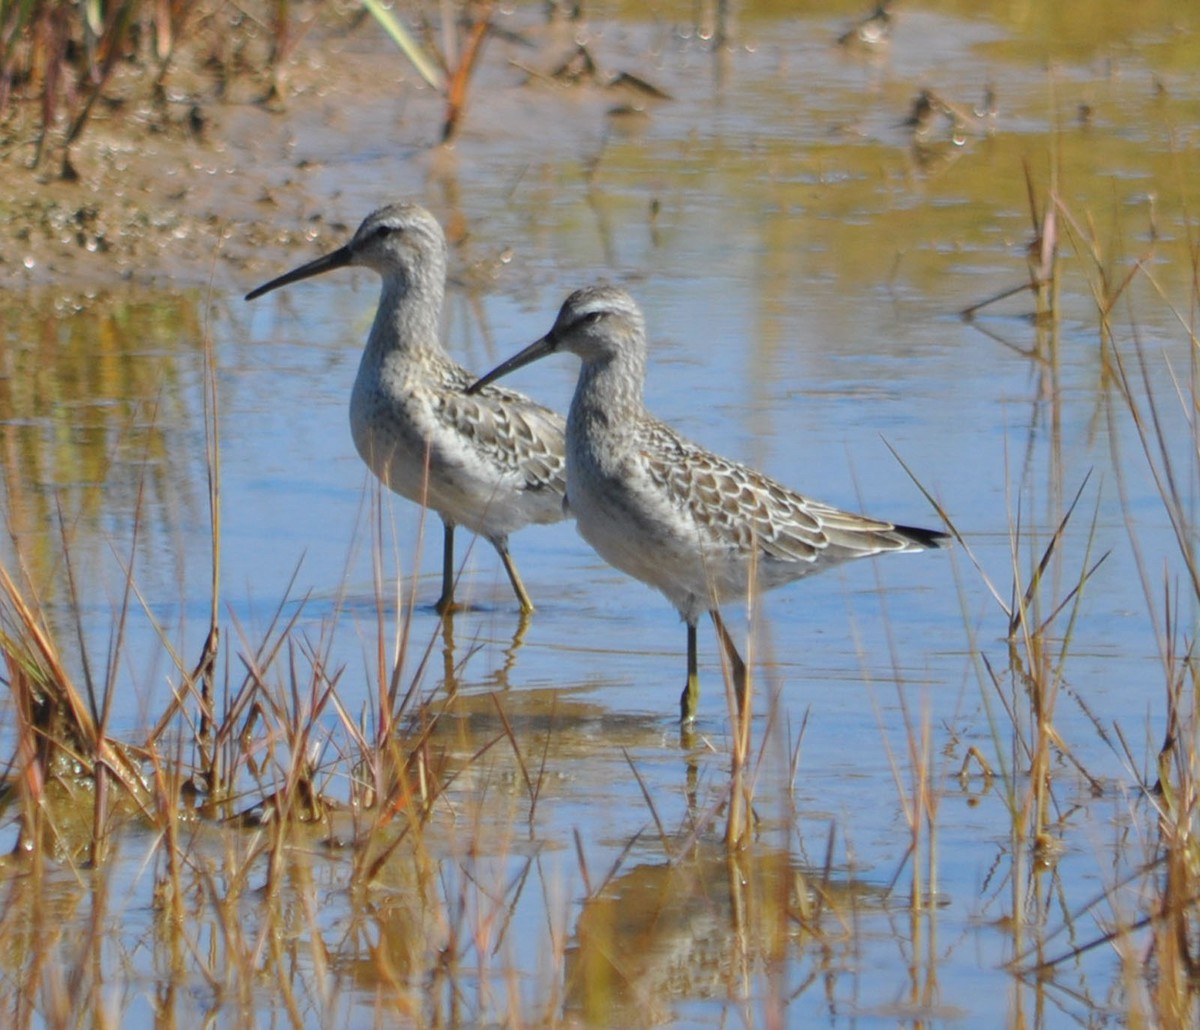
[568,441,748,624]
[351,371,561,540]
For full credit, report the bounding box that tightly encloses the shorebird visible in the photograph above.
[837,1,897,49]
[246,203,567,614]
[468,285,946,722]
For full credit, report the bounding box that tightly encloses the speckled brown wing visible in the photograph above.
[435,372,568,501]
[640,416,924,569]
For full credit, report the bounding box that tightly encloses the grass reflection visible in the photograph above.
[0,290,204,601]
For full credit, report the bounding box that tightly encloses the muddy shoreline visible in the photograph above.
[0,10,632,294]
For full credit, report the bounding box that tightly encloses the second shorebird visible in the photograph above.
[246,204,567,614]
[469,285,946,722]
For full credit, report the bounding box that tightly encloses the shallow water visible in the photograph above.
[2,1,1199,1025]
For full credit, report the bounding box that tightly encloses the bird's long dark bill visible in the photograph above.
[244,245,354,301]
[466,335,556,395]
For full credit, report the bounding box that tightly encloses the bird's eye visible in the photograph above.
[375,224,400,239]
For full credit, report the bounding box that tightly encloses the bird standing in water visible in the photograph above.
[469,284,945,721]
[247,204,567,614]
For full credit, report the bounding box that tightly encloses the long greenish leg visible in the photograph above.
[434,521,457,615]
[679,621,700,723]
[708,608,747,717]
[494,537,535,614]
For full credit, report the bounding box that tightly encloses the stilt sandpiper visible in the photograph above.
[468,284,945,720]
[247,203,567,614]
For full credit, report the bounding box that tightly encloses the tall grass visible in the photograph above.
[957,163,1200,1024]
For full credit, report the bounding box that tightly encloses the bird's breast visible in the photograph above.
[349,364,437,496]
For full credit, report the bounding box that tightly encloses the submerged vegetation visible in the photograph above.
[1,1,1199,1026]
